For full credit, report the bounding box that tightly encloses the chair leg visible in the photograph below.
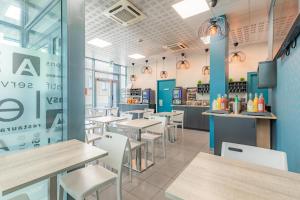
[59,185,64,200]
[151,141,155,163]
[162,136,166,159]
[144,143,148,168]
[181,122,184,136]
[128,151,132,183]
[117,179,122,200]
[96,191,100,200]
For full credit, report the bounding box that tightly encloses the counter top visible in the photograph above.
[119,103,149,105]
[202,111,277,120]
[172,104,210,108]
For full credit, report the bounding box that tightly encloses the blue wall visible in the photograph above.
[272,45,300,173]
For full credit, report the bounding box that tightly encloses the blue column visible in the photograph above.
[209,15,229,151]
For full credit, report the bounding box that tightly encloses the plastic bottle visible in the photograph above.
[258,93,265,112]
[221,96,225,110]
[253,93,258,112]
[247,93,254,112]
[217,94,221,110]
[233,95,240,114]
[224,94,228,110]
[212,99,218,110]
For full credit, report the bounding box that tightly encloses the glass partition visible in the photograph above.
[0,0,63,199]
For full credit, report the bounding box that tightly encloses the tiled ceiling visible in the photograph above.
[85,0,296,65]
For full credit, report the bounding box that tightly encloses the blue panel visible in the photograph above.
[157,79,176,112]
[247,72,269,104]
[272,45,300,173]
[209,15,229,149]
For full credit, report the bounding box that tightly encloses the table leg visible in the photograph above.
[167,116,176,143]
[136,129,142,171]
[49,176,57,200]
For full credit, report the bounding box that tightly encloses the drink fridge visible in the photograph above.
[172,87,186,105]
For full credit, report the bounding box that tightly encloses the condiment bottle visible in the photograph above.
[224,94,228,110]
[258,93,265,112]
[217,94,221,110]
[253,93,258,112]
[247,93,254,112]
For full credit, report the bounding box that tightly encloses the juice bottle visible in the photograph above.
[221,96,225,110]
[247,93,254,112]
[253,93,258,112]
[217,94,221,110]
[258,93,265,112]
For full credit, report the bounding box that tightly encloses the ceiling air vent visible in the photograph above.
[165,42,189,52]
[103,0,146,26]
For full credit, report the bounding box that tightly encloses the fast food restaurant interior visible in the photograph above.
[0,0,300,199]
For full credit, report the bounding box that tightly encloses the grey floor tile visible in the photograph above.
[130,181,161,200]
[151,190,169,200]
[145,171,172,189]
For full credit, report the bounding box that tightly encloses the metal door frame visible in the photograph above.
[95,78,119,108]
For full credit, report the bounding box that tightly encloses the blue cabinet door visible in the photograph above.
[157,79,176,112]
[247,72,269,104]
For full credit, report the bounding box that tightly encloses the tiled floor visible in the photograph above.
[87,129,209,200]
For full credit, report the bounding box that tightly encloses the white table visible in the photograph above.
[89,116,127,133]
[153,112,182,142]
[0,140,108,200]
[117,119,161,172]
[165,152,300,200]
[127,110,147,119]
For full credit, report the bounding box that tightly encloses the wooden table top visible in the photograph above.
[165,152,300,200]
[154,112,182,117]
[89,116,126,123]
[117,119,161,129]
[0,140,108,197]
[127,110,147,114]
[202,111,277,120]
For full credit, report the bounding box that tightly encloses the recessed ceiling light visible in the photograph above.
[172,0,210,19]
[5,5,21,21]
[200,36,210,44]
[128,54,145,59]
[87,38,112,48]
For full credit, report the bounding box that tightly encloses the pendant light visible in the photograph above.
[130,63,137,82]
[202,48,210,75]
[176,53,190,69]
[229,42,246,63]
[160,57,168,79]
[141,60,152,74]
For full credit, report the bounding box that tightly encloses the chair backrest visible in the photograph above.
[111,107,119,116]
[95,132,128,175]
[143,111,152,119]
[144,108,155,113]
[221,142,288,171]
[149,115,167,125]
[172,110,184,122]
[120,113,133,120]
[9,194,30,200]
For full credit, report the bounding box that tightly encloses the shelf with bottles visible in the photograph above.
[197,84,210,94]
[228,81,247,93]
[130,88,142,96]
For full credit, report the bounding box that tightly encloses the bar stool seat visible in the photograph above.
[59,165,117,200]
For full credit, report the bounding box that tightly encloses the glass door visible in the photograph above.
[95,79,118,108]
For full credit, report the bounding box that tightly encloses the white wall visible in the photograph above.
[129,42,268,90]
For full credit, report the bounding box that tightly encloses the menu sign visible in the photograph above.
[0,44,64,154]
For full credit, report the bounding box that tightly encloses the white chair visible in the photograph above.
[110,107,119,117]
[111,126,148,182]
[142,116,170,162]
[120,113,133,121]
[221,142,288,171]
[143,108,154,119]
[9,194,30,200]
[59,132,128,200]
[171,110,184,136]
